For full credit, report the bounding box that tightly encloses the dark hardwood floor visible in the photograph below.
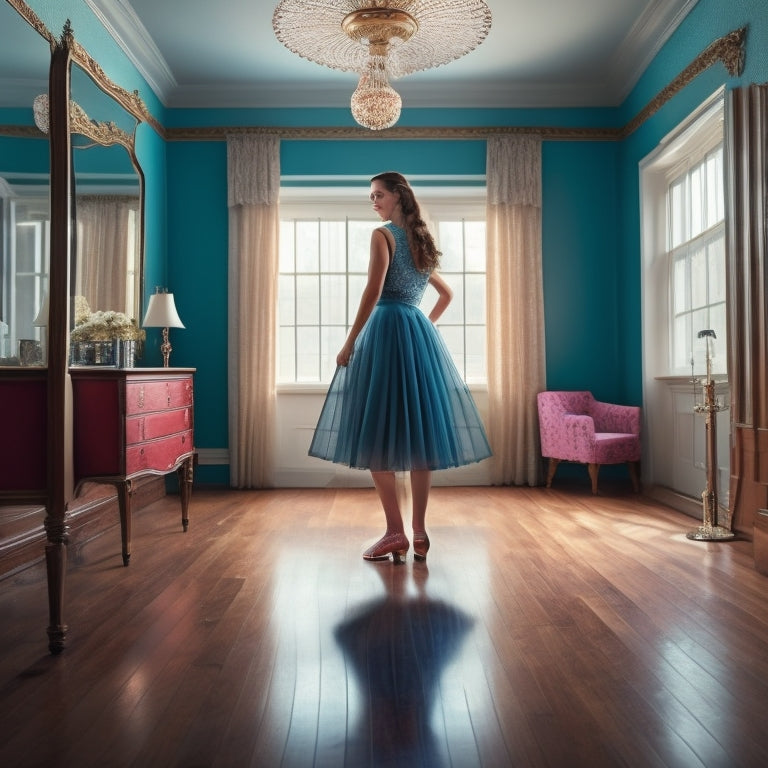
[1,482,767,767]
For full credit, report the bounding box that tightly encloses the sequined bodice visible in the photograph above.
[379,223,430,306]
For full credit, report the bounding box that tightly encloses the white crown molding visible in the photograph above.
[84,0,176,103]
[607,0,700,104]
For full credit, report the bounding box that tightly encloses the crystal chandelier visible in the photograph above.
[272,0,492,130]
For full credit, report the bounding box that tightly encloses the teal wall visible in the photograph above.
[19,0,768,485]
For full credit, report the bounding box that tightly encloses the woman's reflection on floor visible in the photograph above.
[334,563,474,767]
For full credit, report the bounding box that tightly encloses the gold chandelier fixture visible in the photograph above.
[272,0,492,130]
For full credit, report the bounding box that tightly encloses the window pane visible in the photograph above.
[278,274,295,325]
[465,273,486,324]
[296,275,319,325]
[465,325,486,381]
[673,255,688,314]
[465,221,486,272]
[321,274,347,325]
[690,247,707,310]
[437,221,463,271]
[319,221,347,272]
[708,238,725,303]
[690,165,703,238]
[349,221,373,272]
[295,221,319,272]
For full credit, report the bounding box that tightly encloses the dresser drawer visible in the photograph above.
[126,430,194,475]
[125,407,192,445]
[125,377,193,415]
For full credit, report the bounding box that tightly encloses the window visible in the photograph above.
[668,145,726,375]
[278,187,486,386]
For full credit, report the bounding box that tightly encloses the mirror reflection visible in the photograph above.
[0,0,51,365]
[0,0,146,368]
[68,63,144,365]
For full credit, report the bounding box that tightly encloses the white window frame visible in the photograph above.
[277,182,487,391]
[640,87,729,512]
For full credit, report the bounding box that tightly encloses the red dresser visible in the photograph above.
[70,368,195,565]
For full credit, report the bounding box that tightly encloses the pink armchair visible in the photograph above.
[537,391,641,494]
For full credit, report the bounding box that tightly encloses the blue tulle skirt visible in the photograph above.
[309,299,492,472]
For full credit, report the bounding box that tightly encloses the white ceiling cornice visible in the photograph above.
[84,0,176,103]
[607,0,701,104]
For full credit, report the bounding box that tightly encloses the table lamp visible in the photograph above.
[142,287,184,367]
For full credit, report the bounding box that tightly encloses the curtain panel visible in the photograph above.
[226,135,280,488]
[485,136,546,486]
[725,84,768,534]
[75,195,138,313]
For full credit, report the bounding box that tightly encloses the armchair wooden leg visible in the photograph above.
[546,458,560,487]
[588,463,600,494]
[628,461,640,492]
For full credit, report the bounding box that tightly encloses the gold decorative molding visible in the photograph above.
[621,26,746,138]
[165,28,747,144]
[68,98,134,152]
[166,124,621,141]
[62,21,162,137]
[0,124,46,139]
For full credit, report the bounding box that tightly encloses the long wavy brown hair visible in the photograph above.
[371,171,441,272]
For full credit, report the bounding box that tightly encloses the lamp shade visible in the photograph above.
[142,290,184,329]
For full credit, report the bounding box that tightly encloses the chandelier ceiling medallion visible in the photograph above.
[272,0,493,130]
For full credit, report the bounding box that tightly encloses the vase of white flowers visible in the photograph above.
[70,298,145,367]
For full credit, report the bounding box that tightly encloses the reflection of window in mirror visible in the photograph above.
[74,193,140,320]
[1,176,50,365]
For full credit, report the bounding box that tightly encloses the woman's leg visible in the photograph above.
[371,471,405,533]
[365,471,409,562]
[410,470,432,561]
[410,470,431,534]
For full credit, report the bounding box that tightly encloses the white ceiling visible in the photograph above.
[4,1,701,111]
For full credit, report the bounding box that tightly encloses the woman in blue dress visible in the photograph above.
[309,172,492,563]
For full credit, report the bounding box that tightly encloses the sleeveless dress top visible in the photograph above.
[308,222,492,472]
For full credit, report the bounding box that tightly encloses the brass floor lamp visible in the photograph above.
[686,329,735,541]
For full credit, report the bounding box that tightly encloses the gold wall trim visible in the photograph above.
[164,27,746,144]
[0,125,46,138]
[166,125,622,141]
[64,22,162,137]
[620,26,746,138]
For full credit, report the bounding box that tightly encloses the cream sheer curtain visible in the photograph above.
[485,136,546,485]
[75,195,138,313]
[226,135,280,488]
